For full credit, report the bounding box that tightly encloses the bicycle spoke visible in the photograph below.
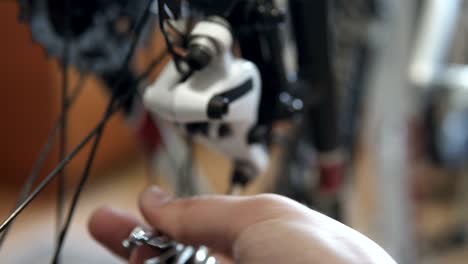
[0,74,87,249]
[0,38,166,243]
[56,0,71,247]
[66,75,87,106]
[0,73,141,235]
[50,47,169,262]
[139,50,169,81]
[51,96,111,264]
[50,0,155,261]
[0,88,127,235]
[1,0,161,258]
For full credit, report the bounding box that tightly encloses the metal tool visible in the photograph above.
[123,227,219,264]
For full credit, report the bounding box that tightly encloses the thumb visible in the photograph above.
[138,187,305,256]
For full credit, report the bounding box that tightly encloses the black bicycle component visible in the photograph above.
[272,0,376,221]
[230,0,288,139]
[207,78,255,119]
[19,0,152,75]
[231,161,257,187]
[207,96,230,119]
[341,44,372,159]
[189,0,242,16]
[56,0,72,251]
[185,44,213,70]
[101,67,140,113]
[289,0,340,153]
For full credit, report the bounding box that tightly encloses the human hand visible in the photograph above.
[88,186,396,264]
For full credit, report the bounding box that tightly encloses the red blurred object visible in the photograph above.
[135,111,161,153]
[319,162,344,194]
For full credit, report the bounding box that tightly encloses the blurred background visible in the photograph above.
[1,0,468,263]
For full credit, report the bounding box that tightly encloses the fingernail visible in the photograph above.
[141,186,171,208]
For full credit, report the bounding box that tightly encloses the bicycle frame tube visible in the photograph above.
[364,0,417,262]
[409,0,462,90]
[232,0,289,130]
[288,0,346,203]
[288,0,340,154]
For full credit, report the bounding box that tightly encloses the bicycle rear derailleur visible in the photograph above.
[144,15,269,187]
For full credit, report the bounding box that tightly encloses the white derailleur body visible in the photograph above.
[144,16,269,180]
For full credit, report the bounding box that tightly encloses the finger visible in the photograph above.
[129,245,160,264]
[139,187,304,255]
[213,253,234,264]
[88,206,143,259]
